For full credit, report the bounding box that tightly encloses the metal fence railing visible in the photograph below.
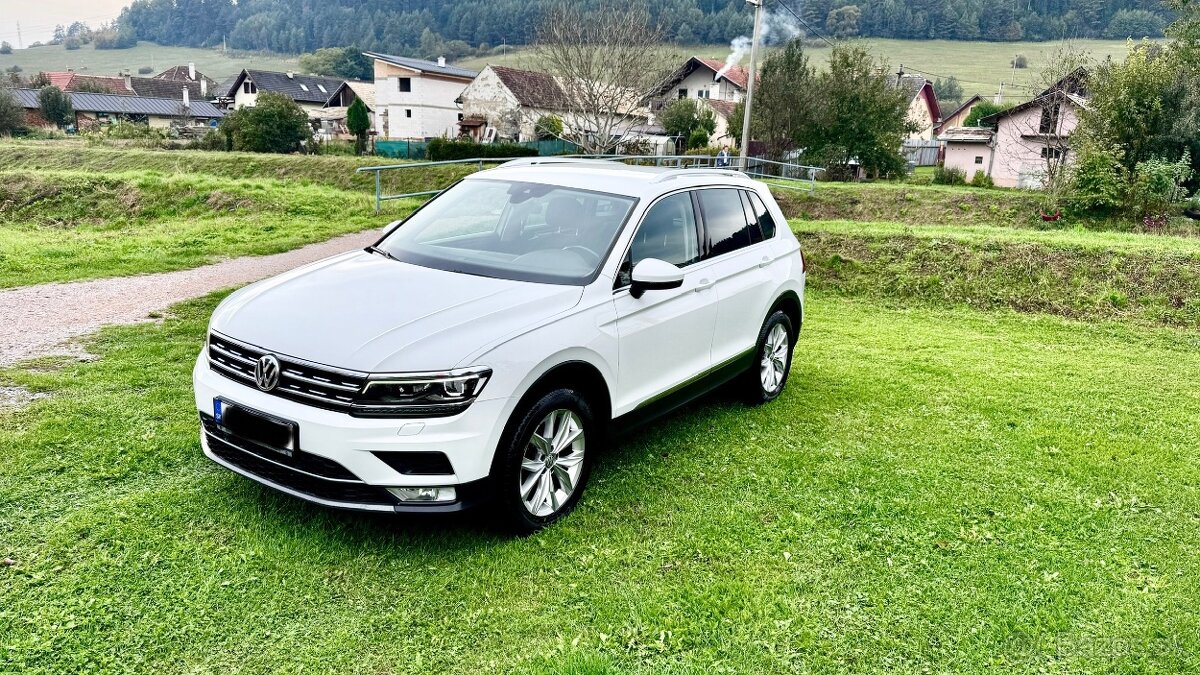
[355,155,825,212]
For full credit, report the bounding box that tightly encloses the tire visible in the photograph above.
[745,310,794,404]
[493,388,596,535]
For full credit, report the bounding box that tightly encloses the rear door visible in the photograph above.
[695,188,777,367]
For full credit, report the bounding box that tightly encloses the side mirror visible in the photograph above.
[630,258,685,299]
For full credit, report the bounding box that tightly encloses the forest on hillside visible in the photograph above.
[118,0,1175,56]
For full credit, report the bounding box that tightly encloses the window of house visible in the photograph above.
[399,78,412,92]
[317,84,327,93]
[458,113,464,121]
[1041,147,1064,160]
[698,189,757,258]
[975,156,984,164]
[243,81,256,94]
[678,88,687,99]
[299,83,309,92]
[1039,103,1060,134]
[405,109,413,118]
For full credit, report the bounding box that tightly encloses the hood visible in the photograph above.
[210,251,583,372]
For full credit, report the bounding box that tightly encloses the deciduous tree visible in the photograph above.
[221,92,311,153]
[0,88,27,135]
[535,1,682,154]
[38,86,73,128]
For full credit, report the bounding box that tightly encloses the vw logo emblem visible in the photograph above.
[254,354,281,392]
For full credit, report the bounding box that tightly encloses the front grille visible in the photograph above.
[205,430,399,507]
[208,332,367,414]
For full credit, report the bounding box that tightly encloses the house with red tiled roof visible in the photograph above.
[42,70,213,101]
[657,56,751,108]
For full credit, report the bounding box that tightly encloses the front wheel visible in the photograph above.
[746,311,794,403]
[494,389,595,534]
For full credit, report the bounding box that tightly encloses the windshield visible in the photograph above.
[377,179,638,285]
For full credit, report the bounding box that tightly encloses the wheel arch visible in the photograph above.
[769,290,803,341]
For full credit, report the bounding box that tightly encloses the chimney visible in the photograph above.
[182,87,189,107]
[200,78,207,97]
[188,62,195,80]
[437,56,446,68]
[124,74,132,91]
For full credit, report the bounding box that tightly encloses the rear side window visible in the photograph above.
[698,189,755,258]
[745,191,777,239]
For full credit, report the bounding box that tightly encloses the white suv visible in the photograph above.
[194,159,805,533]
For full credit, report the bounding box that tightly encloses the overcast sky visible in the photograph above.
[0,0,130,46]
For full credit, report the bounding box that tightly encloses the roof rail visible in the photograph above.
[495,157,616,168]
[651,168,746,183]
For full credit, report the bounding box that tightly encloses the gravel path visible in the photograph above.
[0,229,382,367]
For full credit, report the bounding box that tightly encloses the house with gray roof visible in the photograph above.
[364,52,477,140]
[222,69,347,111]
[12,88,223,131]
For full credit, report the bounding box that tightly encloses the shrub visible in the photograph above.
[932,165,967,185]
[687,128,711,150]
[185,129,227,151]
[220,92,311,154]
[1069,145,1127,214]
[0,88,27,135]
[137,66,154,75]
[38,86,74,128]
[970,170,994,188]
[0,41,12,55]
[84,121,166,141]
[1011,54,1028,69]
[64,37,82,51]
[426,138,537,161]
[1130,153,1193,216]
[535,114,563,140]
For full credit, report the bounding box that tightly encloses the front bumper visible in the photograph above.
[194,354,508,513]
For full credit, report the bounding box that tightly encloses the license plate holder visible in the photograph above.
[214,398,299,457]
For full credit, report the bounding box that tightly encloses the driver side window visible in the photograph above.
[616,192,700,288]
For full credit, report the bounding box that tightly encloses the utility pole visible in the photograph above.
[16,22,22,49]
[738,0,764,169]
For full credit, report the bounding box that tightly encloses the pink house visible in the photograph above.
[981,93,1086,188]
[939,91,1086,189]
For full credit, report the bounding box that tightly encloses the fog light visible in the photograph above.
[387,486,457,503]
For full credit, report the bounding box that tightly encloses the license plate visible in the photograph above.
[214,398,298,456]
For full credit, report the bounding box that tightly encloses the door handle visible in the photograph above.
[694,278,713,292]
[758,256,772,269]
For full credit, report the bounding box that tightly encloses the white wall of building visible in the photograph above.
[673,69,743,103]
[373,61,471,139]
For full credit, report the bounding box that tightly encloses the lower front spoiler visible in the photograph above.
[201,428,493,514]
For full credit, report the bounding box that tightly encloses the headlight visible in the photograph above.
[351,367,491,418]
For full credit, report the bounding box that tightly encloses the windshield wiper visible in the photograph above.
[366,245,400,262]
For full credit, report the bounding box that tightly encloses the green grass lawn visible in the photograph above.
[2,291,1199,673]
[0,168,410,288]
[0,41,298,82]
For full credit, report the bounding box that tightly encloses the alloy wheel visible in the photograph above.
[519,409,586,517]
[760,323,789,393]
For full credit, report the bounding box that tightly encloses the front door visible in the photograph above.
[612,191,716,414]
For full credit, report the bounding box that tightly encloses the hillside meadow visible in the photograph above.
[0,41,296,82]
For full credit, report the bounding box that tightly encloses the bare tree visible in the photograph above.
[534,2,682,154]
[995,43,1090,205]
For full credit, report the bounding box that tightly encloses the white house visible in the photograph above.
[222,69,346,111]
[364,52,478,140]
[890,73,941,141]
[658,56,749,106]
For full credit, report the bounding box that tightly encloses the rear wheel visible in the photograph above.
[494,389,595,534]
[746,311,794,403]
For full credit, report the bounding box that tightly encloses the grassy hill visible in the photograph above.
[0,41,298,82]
[457,38,1148,102]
